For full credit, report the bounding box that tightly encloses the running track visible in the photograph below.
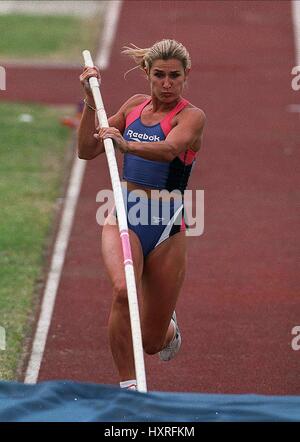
[10,1,300,393]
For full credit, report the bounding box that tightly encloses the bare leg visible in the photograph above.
[141,231,187,355]
[101,215,144,381]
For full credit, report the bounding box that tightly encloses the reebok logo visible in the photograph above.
[126,129,161,142]
[152,216,165,224]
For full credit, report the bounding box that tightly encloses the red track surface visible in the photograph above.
[0,64,82,105]
[15,1,300,393]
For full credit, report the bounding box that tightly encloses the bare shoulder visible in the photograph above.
[108,94,149,132]
[120,94,150,117]
[180,103,206,128]
[171,102,206,152]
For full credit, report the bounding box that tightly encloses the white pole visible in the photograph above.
[82,50,147,393]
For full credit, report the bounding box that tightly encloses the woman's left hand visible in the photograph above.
[94,127,129,153]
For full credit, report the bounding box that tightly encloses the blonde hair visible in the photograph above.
[122,39,191,76]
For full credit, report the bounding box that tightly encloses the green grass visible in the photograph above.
[0,102,74,379]
[0,14,103,62]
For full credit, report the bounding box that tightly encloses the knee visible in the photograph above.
[143,336,163,355]
[112,281,128,307]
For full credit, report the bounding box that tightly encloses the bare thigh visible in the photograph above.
[141,231,187,350]
[101,212,144,379]
[101,213,144,294]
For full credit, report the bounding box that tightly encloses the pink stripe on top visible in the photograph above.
[179,148,196,165]
[125,98,190,136]
[124,97,197,166]
[160,98,189,136]
[160,98,197,165]
[125,98,151,128]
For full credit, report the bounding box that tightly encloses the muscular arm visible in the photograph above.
[126,108,206,162]
[77,94,147,160]
[77,102,124,160]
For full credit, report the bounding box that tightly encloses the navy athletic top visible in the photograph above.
[122,98,197,193]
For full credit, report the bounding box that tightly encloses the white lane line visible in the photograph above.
[96,0,123,69]
[292,0,300,66]
[24,1,123,384]
[24,157,86,383]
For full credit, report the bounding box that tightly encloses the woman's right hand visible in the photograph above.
[79,66,101,98]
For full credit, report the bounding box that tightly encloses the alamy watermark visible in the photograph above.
[291,326,300,351]
[96,185,204,237]
[0,326,6,351]
[291,66,300,91]
[0,66,6,91]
